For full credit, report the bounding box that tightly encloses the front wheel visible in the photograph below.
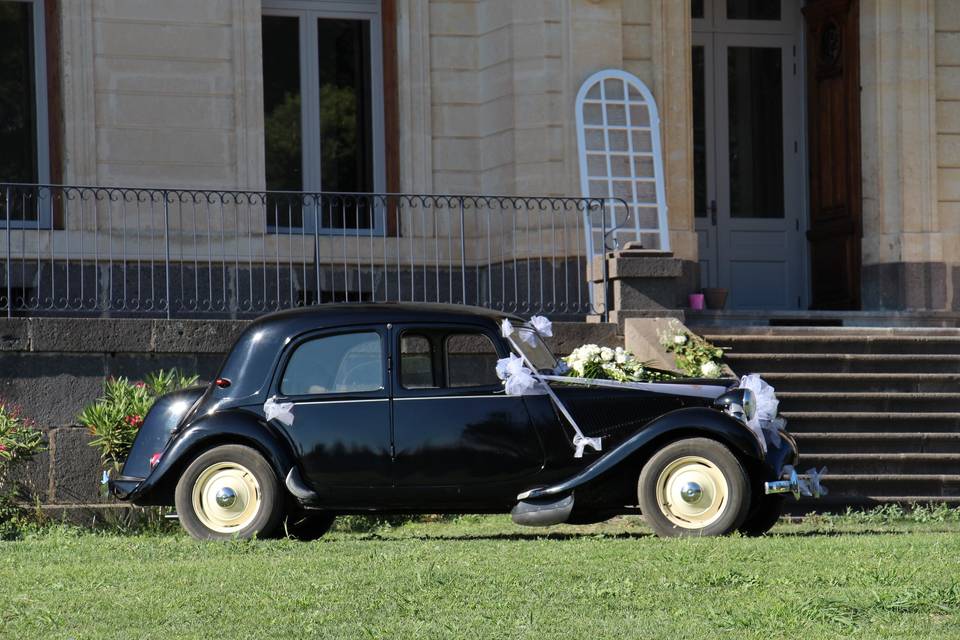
[638,438,751,538]
[174,444,284,540]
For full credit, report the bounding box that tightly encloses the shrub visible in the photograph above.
[0,402,46,540]
[78,369,199,472]
[658,321,726,378]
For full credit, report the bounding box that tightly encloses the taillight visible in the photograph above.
[149,453,162,469]
[215,378,231,388]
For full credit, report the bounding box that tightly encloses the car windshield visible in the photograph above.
[512,325,560,372]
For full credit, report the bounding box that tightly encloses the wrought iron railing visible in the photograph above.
[1,184,628,319]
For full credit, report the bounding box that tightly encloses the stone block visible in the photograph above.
[107,353,204,382]
[0,318,30,351]
[152,319,248,353]
[547,322,619,355]
[608,256,684,279]
[623,317,682,371]
[0,353,106,427]
[30,318,153,353]
[5,443,50,503]
[612,279,678,310]
[48,427,105,505]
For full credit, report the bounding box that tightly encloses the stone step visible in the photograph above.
[706,334,960,355]
[795,432,960,454]
[786,495,960,515]
[806,474,960,497]
[797,453,960,475]
[724,352,960,374]
[762,373,960,393]
[778,392,960,413]
[783,412,960,433]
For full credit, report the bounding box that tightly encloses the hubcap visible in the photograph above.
[655,455,729,529]
[191,462,262,534]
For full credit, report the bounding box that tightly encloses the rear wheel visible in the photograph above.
[638,438,751,538]
[283,511,336,541]
[174,444,284,540]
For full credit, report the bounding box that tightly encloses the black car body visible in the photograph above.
[111,303,801,539]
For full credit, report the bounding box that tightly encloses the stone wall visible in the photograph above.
[0,315,618,507]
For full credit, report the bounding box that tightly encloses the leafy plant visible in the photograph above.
[563,344,677,382]
[0,401,46,540]
[78,369,200,472]
[658,321,726,378]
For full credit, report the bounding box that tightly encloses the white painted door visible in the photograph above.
[692,1,805,310]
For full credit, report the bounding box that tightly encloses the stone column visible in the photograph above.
[860,0,944,308]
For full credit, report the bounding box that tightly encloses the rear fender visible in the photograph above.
[127,409,299,506]
[518,407,764,501]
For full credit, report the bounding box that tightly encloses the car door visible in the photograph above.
[270,325,392,500]
[390,323,545,508]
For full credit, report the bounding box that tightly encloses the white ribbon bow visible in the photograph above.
[264,397,295,426]
[782,465,829,497]
[739,373,782,453]
[495,353,544,396]
[500,318,514,338]
[572,433,602,458]
[523,315,553,346]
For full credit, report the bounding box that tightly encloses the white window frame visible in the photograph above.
[694,0,800,35]
[262,0,386,234]
[2,0,51,229]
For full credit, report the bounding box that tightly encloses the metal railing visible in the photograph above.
[1,184,628,320]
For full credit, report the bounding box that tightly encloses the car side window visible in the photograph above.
[446,332,501,388]
[400,333,437,389]
[281,331,383,396]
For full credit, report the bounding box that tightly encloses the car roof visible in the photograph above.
[252,302,522,329]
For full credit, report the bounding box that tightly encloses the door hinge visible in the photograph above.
[797,295,802,308]
[795,219,799,231]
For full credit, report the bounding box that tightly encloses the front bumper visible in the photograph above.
[765,465,827,499]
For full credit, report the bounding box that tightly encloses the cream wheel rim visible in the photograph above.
[191,462,262,533]
[655,455,729,529]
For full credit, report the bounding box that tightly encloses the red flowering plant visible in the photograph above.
[78,369,199,475]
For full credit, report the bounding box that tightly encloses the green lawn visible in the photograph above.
[2,515,960,639]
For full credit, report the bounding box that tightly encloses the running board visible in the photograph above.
[285,466,320,503]
[511,493,574,527]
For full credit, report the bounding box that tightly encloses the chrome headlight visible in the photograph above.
[713,388,755,424]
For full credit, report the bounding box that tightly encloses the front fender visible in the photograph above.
[125,409,298,506]
[519,407,764,501]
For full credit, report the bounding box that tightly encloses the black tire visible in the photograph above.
[174,444,284,541]
[282,511,336,541]
[739,495,785,537]
[638,437,751,538]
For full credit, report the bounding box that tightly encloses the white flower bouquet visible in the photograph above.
[658,322,725,378]
[564,344,676,382]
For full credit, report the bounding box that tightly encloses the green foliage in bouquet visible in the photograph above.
[78,369,199,471]
[563,344,678,382]
[659,322,725,378]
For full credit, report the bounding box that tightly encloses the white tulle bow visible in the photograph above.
[739,373,782,453]
[264,397,295,426]
[495,353,544,396]
[526,315,553,346]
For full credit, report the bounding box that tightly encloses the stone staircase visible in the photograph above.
[700,328,960,512]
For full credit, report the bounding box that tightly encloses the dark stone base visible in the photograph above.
[861,262,947,311]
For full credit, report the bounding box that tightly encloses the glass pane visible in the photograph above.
[446,333,500,388]
[727,0,781,21]
[281,332,382,395]
[318,18,374,197]
[400,333,436,389]
[262,15,303,227]
[0,2,38,186]
[691,0,705,19]
[727,46,783,219]
[692,46,706,218]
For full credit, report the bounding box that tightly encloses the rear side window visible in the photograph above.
[400,334,436,389]
[281,332,382,395]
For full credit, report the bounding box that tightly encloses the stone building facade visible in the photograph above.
[1,0,957,313]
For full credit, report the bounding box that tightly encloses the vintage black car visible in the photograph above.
[110,303,805,539]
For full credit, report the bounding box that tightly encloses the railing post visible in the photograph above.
[313,196,321,305]
[163,190,172,319]
[4,188,10,318]
[601,199,609,323]
[458,196,466,304]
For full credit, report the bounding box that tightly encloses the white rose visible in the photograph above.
[700,361,720,378]
[615,352,628,364]
[673,334,688,345]
[600,347,614,362]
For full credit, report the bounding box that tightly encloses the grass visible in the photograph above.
[2,513,960,639]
